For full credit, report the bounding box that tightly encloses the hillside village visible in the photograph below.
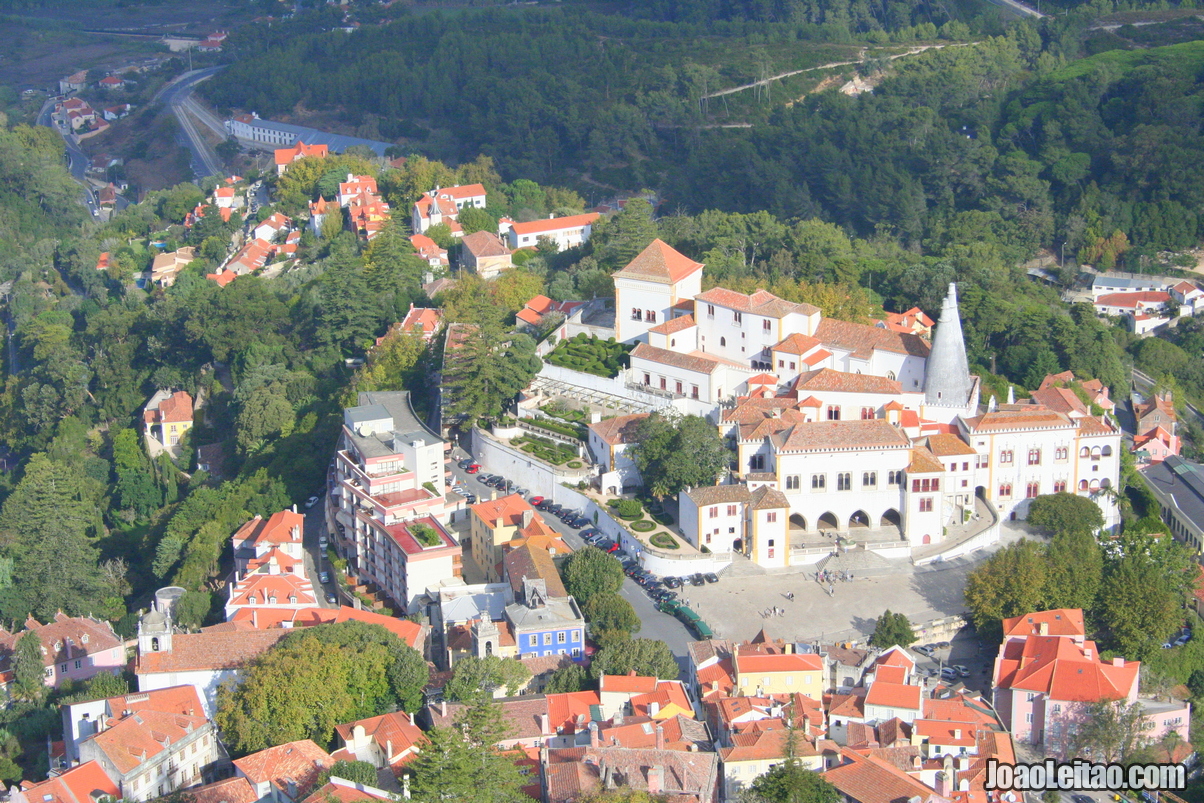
[6,5,1204,803]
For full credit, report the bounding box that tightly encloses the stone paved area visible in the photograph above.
[678,521,1044,645]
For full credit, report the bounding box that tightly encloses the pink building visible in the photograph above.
[0,613,124,691]
[1133,426,1179,464]
[991,608,1189,757]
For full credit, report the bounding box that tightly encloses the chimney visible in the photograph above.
[539,713,550,734]
[522,509,533,528]
[649,702,660,717]
[647,766,664,795]
[1083,647,1092,661]
[655,724,665,750]
[953,729,962,740]
[1038,621,1049,635]
[402,774,410,800]
[386,739,393,760]
[588,721,600,747]
[784,642,793,655]
[440,700,447,718]
[1113,657,1125,667]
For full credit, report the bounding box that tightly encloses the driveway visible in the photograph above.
[448,446,696,666]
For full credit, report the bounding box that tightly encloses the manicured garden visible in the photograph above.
[606,497,684,552]
[523,416,585,441]
[545,333,633,378]
[650,532,680,549]
[512,434,579,466]
[410,522,442,547]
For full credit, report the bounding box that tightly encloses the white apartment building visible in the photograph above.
[505,212,600,251]
[411,184,487,233]
[331,391,462,612]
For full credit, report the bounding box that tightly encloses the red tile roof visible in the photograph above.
[471,493,535,528]
[462,230,511,258]
[630,681,693,718]
[228,572,316,607]
[735,651,823,674]
[232,510,304,548]
[0,613,122,670]
[815,318,931,359]
[647,313,697,335]
[865,682,921,711]
[612,239,703,284]
[17,760,119,803]
[504,542,569,598]
[924,433,977,457]
[232,740,332,796]
[333,711,425,763]
[187,777,260,803]
[773,332,822,355]
[774,420,910,453]
[87,709,209,774]
[398,305,443,337]
[601,672,659,694]
[697,287,819,318]
[275,141,329,166]
[995,635,1138,702]
[547,690,601,732]
[1001,608,1085,639]
[792,368,901,395]
[1095,291,1171,308]
[144,390,194,425]
[961,409,1073,433]
[588,413,648,446]
[301,780,392,803]
[136,629,287,674]
[823,748,944,803]
[630,342,720,375]
[509,212,599,236]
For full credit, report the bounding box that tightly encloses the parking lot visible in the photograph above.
[448,449,698,664]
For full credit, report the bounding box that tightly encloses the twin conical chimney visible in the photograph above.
[923,283,972,408]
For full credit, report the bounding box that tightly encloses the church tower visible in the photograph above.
[923,283,973,409]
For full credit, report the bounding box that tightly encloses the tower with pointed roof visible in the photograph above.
[612,239,704,344]
[923,283,974,410]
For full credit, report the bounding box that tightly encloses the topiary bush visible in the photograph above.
[568,461,583,469]
[631,520,656,532]
[615,499,643,520]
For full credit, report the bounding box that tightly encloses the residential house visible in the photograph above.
[223,239,274,276]
[254,213,292,243]
[11,761,119,803]
[179,777,259,803]
[1134,426,1178,464]
[991,606,1188,757]
[300,779,395,803]
[0,613,123,693]
[62,685,208,763]
[733,644,825,701]
[330,391,460,612]
[542,744,719,803]
[338,175,380,208]
[514,295,582,337]
[150,246,198,288]
[586,413,647,495]
[275,141,329,175]
[214,186,238,209]
[1171,280,1204,315]
[232,740,332,803]
[74,689,227,800]
[719,720,827,800]
[103,104,132,121]
[822,748,951,803]
[59,70,89,93]
[378,305,444,344]
[348,195,391,241]
[143,389,194,448]
[503,212,599,252]
[309,197,332,236]
[877,307,935,337]
[409,233,449,272]
[468,493,559,582]
[98,75,125,90]
[411,184,487,234]
[503,542,569,601]
[1136,390,1177,437]
[226,605,426,652]
[331,711,425,771]
[504,577,585,659]
[1037,371,1115,413]
[461,230,513,279]
[598,673,693,721]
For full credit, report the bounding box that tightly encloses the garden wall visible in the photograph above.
[470,429,591,499]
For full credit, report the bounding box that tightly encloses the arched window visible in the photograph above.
[720,337,726,347]
[151,637,160,652]
[1079,480,1089,491]
[1080,447,1090,458]
[485,641,493,657]
[887,371,896,381]
[1101,445,1113,457]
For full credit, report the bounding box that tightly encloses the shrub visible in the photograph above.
[409,522,442,547]
[615,499,643,520]
[631,520,656,532]
[568,461,583,469]
[653,512,675,526]
[650,532,679,549]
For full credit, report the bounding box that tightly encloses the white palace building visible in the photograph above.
[596,239,1121,568]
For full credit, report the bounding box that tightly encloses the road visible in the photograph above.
[35,97,101,217]
[446,447,697,665]
[302,493,338,608]
[984,0,1046,18]
[157,66,226,179]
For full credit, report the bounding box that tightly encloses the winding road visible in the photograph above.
[35,98,101,216]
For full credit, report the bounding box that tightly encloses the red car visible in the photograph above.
[529,496,545,506]
[606,542,621,553]
[465,464,482,474]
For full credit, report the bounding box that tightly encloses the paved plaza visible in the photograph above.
[679,521,1043,645]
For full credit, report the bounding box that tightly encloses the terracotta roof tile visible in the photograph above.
[864,682,922,710]
[588,413,649,446]
[686,485,751,506]
[907,447,945,474]
[792,368,901,395]
[774,420,910,453]
[962,409,1073,432]
[1001,608,1085,639]
[510,213,599,236]
[462,230,511,258]
[630,342,721,375]
[504,543,568,598]
[232,739,332,797]
[17,760,119,803]
[136,629,286,674]
[773,332,822,355]
[697,287,819,318]
[923,433,976,457]
[187,777,259,803]
[612,239,703,284]
[815,319,930,359]
[822,748,942,803]
[647,314,697,335]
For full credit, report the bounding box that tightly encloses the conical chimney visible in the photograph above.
[923,283,972,408]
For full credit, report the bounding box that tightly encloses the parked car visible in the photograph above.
[657,599,682,615]
[515,488,529,497]
[597,539,617,552]
[458,459,473,469]
[545,504,563,515]
[936,641,951,649]
[476,473,492,483]
[569,517,590,529]
[326,593,338,604]
[690,573,705,586]
[530,496,545,507]
[465,464,481,474]
[703,572,719,584]
[914,645,935,657]
[663,576,682,589]
[464,494,477,504]
[318,536,328,548]
[940,667,958,680]
[952,665,970,677]
[537,500,554,510]
[605,542,621,553]
[304,495,321,509]
[319,572,329,584]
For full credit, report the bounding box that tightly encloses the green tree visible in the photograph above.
[457,207,497,236]
[444,656,531,701]
[78,671,128,700]
[12,631,46,703]
[344,326,426,403]
[1070,699,1151,762]
[1100,548,1182,660]
[868,610,916,648]
[442,326,540,421]
[629,411,728,498]
[1044,528,1103,612]
[745,757,842,803]
[1027,492,1104,535]
[409,696,528,803]
[111,428,161,518]
[235,386,295,456]
[963,539,1049,639]
[544,663,589,694]
[582,593,639,646]
[593,198,658,269]
[561,547,624,607]
[591,638,678,680]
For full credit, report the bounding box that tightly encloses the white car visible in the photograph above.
[305,495,320,508]
[318,536,328,548]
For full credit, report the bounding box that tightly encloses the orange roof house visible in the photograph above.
[11,761,119,803]
[275,141,329,174]
[332,711,426,770]
[1001,608,1085,641]
[233,740,332,802]
[613,239,704,285]
[143,390,194,448]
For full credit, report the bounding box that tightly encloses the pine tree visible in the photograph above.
[12,632,46,703]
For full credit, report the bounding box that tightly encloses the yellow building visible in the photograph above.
[468,494,557,582]
[143,390,194,449]
[733,647,825,700]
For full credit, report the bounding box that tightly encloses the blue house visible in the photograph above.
[505,578,585,658]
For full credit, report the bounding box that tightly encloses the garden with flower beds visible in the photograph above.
[606,497,693,553]
[510,433,584,467]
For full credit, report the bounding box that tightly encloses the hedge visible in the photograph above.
[631,520,656,532]
[524,417,584,440]
[650,532,680,549]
